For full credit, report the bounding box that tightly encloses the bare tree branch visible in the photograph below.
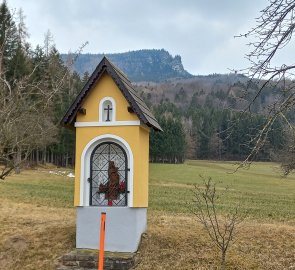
[191,176,245,269]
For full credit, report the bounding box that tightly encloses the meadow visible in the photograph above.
[0,161,295,269]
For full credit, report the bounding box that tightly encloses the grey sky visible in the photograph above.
[8,0,270,75]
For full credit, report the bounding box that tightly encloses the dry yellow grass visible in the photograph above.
[136,212,295,269]
[0,163,295,269]
[0,169,75,270]
[0,200,75,269]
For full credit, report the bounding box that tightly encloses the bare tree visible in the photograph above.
[273,128,295,175]
[182,117,198,159]
[0,64,58,178]
[192,177,243,270]
[0,2,89,179]
[44,29,54,57]
[236,0,295,171]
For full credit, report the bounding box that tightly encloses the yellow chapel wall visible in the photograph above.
[74,72,150,207]
[76,73,138,122]
[134,126,150,206]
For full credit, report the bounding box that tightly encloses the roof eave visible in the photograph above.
[61,56,162,132]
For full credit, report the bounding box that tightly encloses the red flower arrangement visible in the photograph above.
[119,181,126,193]
[98,181,126,194]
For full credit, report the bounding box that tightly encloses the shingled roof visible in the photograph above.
[61,56,162,131]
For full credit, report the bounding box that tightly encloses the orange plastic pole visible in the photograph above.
[98,212,106,270]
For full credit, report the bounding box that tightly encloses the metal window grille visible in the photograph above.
[89,142,128,206]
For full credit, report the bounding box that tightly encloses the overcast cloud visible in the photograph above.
[8,0,271,75]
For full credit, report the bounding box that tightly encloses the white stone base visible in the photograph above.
[76,207,147,252]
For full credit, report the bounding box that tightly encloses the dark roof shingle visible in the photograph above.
[61,56,162,131]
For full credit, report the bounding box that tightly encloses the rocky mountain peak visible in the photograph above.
[61,49,193,82]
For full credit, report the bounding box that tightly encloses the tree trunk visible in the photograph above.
[221,252,226,270]
[43,147,46,164]
[65,152,68,167]
[36,149,39,165]
[14,148,21,174]
[73,149,75,166]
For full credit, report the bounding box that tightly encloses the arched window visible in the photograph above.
[89,142,128,206]
[80,134,134,207]
[99,97,116,122]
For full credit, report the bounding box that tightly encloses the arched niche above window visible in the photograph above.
[99,97,116,122]
[103,100,113,122]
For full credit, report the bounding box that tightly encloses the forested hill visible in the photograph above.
[61,49,193,82]
[136,73,275,113]
[138,74,287,163]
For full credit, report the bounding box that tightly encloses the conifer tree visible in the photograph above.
[0,1,18,81]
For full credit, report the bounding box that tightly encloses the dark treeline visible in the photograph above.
[23,53,88,168]
[149,102,286,163]
[0,1,85,178]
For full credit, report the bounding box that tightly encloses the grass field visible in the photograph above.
[150,161,295,222]
[0,161,295,269]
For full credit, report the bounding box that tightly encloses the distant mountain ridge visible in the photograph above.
[61,49,193,82]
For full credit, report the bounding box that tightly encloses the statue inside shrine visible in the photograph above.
[99,161,125,206]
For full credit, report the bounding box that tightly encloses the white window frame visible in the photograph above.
[99,97,116,122]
